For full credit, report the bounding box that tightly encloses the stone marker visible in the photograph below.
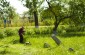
[25,42,31,45]
[44,43,50,48]
[68,48,75,52]
[51,34,61,45]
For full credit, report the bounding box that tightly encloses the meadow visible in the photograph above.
[0,26,85,55]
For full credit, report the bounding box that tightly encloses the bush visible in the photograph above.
[0,30,7,38]
[57,25,66,34]
[34,28,40,34]
[26,29,35,35]
[1,25,83,37]
[4,29,16,36]
[40,27,52,34]
[25,27,53,35]
[0,32,6,38]
[65,26,85,32]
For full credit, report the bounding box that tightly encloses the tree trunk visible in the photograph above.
[4,19,6,28]
[53,21,58,34]
[51,20,61,45]
[33,11,39,28]
[33,0,39,28]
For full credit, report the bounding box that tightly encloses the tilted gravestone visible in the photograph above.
[51,34,61,45]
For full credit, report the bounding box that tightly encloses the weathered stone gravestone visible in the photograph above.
[68,48,75,52]
[51,34,61,45]
[43,43,50,48]
[25,42,31,45]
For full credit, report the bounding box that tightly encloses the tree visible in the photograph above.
[0,0,19,27]
[21,11,29,26]
[45,0,70,45]
[69,0,85,25]
[45,0,85,45]
[0,0,10,28]
[40,8,54,20]
[20,0,44,28]
[7,6,17,27]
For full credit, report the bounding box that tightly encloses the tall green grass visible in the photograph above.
[0,26,85,38]
[0,34,85,55]
[0,26,85,55]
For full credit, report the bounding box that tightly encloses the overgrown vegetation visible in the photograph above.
[0,31,85,55]
[0,0,85,55]
[0,26,85,38]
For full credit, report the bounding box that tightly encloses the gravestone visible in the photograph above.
[44,43,50,48]
[68,48,75,52]
[25,42,31,45]
[51,34,61,45]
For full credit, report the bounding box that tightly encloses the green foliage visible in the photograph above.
[38,27,51,34]
[43,0,85,32]
[66,26,85,32]
[42,19,54,26]
[57,25,67,34]
[26,29,35,35]
[0,26,85,55]
[25,26,85,36]
[0,0,18,21]
[8,6,18,19]
[68,0,85,25]
[40,8,54,19]
[21,0,44,17]
[0,34,85,55]
[4,29,16,36]
[0,0,10,18]
[25,27,53,35]
[0,26,85,37]
[0,28,18,37]
[0,31,6,38]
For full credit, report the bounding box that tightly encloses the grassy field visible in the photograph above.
[0,34,85,55]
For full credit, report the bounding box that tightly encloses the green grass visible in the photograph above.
[0,34,85,55]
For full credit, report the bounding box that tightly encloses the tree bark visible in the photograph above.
[33,11,39,28]
[33,0,39,28]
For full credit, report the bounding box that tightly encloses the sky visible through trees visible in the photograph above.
[7,0,28,14]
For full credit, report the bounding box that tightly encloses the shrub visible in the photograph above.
[34,28,40,34]
[57,25,66,34]
[40,27,52,34]
[0,32,5,38]
[65,26,85,32]
[25,27,53,35]
[4,29,16,36]
[26,28,35,35]
[0,30,7,38]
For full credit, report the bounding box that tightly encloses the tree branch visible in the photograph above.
[46,0,57,17]
[58,14,73,25]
